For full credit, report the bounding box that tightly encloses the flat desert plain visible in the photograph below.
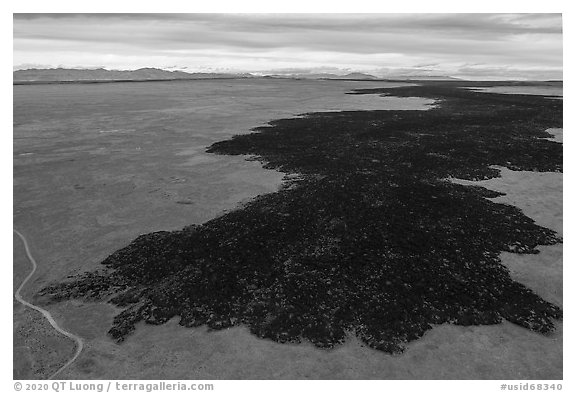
[13,79,561,379]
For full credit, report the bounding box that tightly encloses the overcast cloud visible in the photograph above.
[13,13,563,80]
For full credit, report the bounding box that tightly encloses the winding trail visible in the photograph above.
[13,229,84,380]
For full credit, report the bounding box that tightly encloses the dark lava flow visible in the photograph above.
[40,82,563,353]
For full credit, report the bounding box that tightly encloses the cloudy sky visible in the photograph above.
[13,13,562,80]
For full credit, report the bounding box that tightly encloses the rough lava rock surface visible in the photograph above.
[40,81,563,353]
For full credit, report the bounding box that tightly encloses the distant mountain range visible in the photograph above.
[13,67,461,83]
[381,75,461,81]
[263,72,378,80]
[266,72,461,81]
[330,72,378,80]
[13,68,255,83]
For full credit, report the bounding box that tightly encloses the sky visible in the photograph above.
[13,13,563,80]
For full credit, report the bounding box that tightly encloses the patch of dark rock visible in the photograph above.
[39,82,563,353]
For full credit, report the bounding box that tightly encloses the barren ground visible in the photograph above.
[13,80,561,379]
